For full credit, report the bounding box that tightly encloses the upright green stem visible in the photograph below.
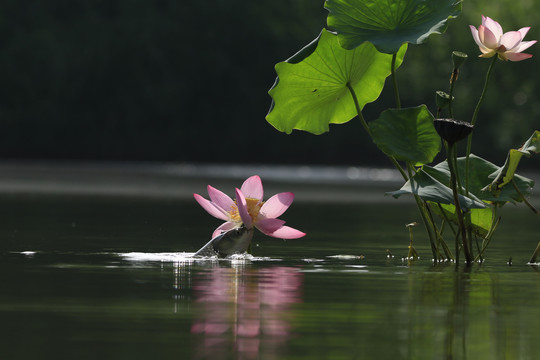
[476,205,500,261]
[448,70,457,118]
[529,242,540,264]
[389,156,408,180]
[407,164,439,260]
[510,181,540,264]
[391,53,401,109]
[448,142,473,263]
[347,84,440,260]
[347,82,408,180]
[512,180,540,218]
[427,203,455,261]
[465,56,497,194]
[469,56,497,128]
[407,224,419,262]
[346,82,372,136]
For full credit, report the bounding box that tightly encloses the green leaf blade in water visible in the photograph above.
[325,0,462,54]
[266,29,406,135]
[369,105,440,166]
[484,130,540,195]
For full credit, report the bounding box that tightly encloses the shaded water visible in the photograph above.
[1,193,540,359]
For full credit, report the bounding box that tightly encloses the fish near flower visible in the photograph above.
[470,15,536,61]
[194,175,305,239]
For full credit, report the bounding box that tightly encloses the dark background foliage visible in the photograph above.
[0,0,538,168]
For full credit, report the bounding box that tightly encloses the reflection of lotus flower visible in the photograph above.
[194,175,305,239]
[191,266,303,358]
[470,16,536,61]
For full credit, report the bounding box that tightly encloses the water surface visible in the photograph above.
[1,193,540,359]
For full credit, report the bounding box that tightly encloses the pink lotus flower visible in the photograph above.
[470,16,536,61]
[194,175,305,239]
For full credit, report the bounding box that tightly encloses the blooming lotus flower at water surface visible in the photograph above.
[194,175,305,239]
[470,16,536,61]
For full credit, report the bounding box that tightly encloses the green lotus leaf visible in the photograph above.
[369,105,440,166]
[387,168,486,210]
[266,29,406,135]
[325,0,462,53]
[391,162,493,234]
[432,154,535,204]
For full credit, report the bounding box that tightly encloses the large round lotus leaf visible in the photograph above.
[325,0,462,54]
[266,29,406,135]
[369,105,440,166]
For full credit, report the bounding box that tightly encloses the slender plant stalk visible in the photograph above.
[440,236,454,261]
[454,230,461,264]
[407,224,419,262]
[347,83,440,260]
[346,82,408,180]
[529,242,540,264]
[478,204,500,258]
[466,214,475,260]
[448,142,473,263]
[346,82,371,135]
[389,156,408,180]
[465,56,497,194]
[437,203,457,237]
[510,180,540,264]
[406,164,440,259]
[391,54,440,260]
[476,211,501,261]
[420,201,444,261]
[433,205,458,260]
[474,233,483,262]
[414,196,439,260]
[448,70,457,118]
[426,204,454,261]
[391,53,401,109]
[512,180,540,218]
[469,56,497,128]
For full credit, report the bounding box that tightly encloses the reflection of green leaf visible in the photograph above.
[369,106,440,166]
[266,29,406,135]
[483,130,540,195]
[325,0,462,53]
[387,169,486,210]
[432,154,535,203]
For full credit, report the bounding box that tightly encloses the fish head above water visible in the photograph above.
[213,226,254,257]
[194,226,254,257]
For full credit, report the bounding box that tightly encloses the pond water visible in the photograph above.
[1,185,540,359]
